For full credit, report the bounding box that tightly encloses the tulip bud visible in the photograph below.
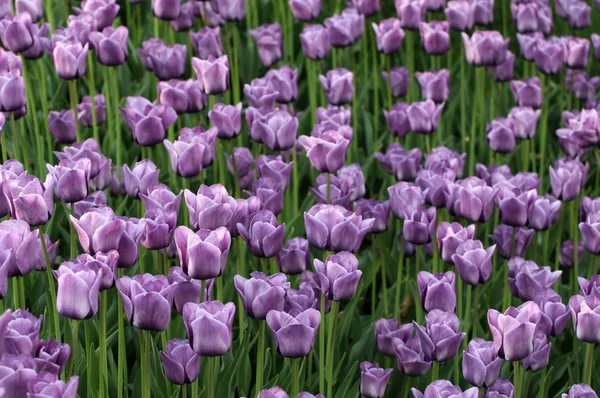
[462,30,509,66]
[160,339,200,385]
[325,8,364,47]
[88,26,129,66]
[382,67,409,98]
[372,18,404,54]
[396,0,426,30]
[183,301,235,356]
[445,0,474,31]
[412,380,478,398]
[462,338,503,387]
[48,110,76,144]
[249,23,282,67]
[191,54,229,95]
[117,274,172,331]
[300,24,330,60]
[304,204,373,252]
[488,301,542,360]
[234,272,288,319]
[384,102,411,137]
[419,21,449,55]
[152,0,182,20]
[289,0,321,21]
[359,361,393,398]
[407,100,444,134]
[267,308,320,358]
[415,69,449,103]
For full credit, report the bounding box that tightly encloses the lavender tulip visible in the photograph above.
[183,301,235,356]
[417,271,456,313]
[170,1,194,31]
[4,173,54,226]
[4,309,42,356]
[396,0,426,30]
[237,209,285,258]
[226,148,254,189]
[119,95,177,146]
[164,127,217,178]
[289,0,321,21]
[334,163,364,199]
[565,37,590,70]
[382,68,409,98]
[121,160,160,198]
[510,2,552,34]
[137,40,186,80]
[234,272,288,319]
[508,106,540,139]
[508,257,562,301]
[534,38,564,75]
[299,24,330,60]
[560,240,583,268]
[117,274,171,332]
[168,267,213,313]
[191,55,229,95]
[76,0,119,30]
[313,251,361,301]
[510,77,542,108]
[48,110,76,144]
[394,329,432,376]
[412,380,478,398]
[407,100,444,134]
[416,70,449,103]
[535,289,570,337]
[157,79,206,115]
[415,310,465,363]
[452,240,495,285]
[304,204,373,252]
[489,225,535,259]
[275,237,309,275]
[490,50,515,82]
[462,338,503,387]
[249,23,282,67]
[258,387,289,398]
[375,143,421,181]
[562,384,598,398]
[46,159,91,204]
[319,68,354,106]
[256,155,293,190]
[217,0,246,21]
[77,95,106,127]
[566,1,591,29]
[298,130,350,173]
[0,70,25,112]
[160,339,200,385]
[325,8,364,47]
[251,110,298,151]
[445,0,475,31]
[403,207,436,245]
[488,301,542,360]
[527,195,561,231]
[54,259,103,320]
[388,182,424,220]
[372,18,404,54]
[0,14,35,54]
[359,361,393,398]
[353,0,380,15]
[266,308,320,358]
[568,71,600,102]
[152,0,182,20]
[462,30,509,66]
[375,318,414,357]
[354,200,390,234]
[26,372,79,398]
[496,187,537,227]
[486,117,515,153]
[34,339,71,376]
[384,102,410,137]
[189,27,222,60]
[88,26,128,66]
[419,21,449,55]
[550,157,589,202]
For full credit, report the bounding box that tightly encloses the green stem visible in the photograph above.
[326,172,331,204]
[17,276,25,309]
[9,112,18,162]
[371,32,380,141]
[230,23,241,105]
[66,320,80,378]
[44,0,55,30]
[460,45,467,154]
[23,62,44,176]
[583,343,595,385]
[395,227,405,321]
[99,291,108,398]
[307,57,317,126]
[208,357,215,398]
[554,207,564,270]
[319,292,325,395]
[201,279,206,303]
[503,227,517,310]
[256,321,265,393]
[87,53,99,144]
[237,239,246,344]
[40,229,60,341]
[431,361,439,384]
[468,67,484,176]
[291,358,299,397]
[292,138,299,218]
[572,200,579,294]
[117,268,126,398]
[326,300,339,398]
[464,284,472,339]
[538,74,548,188]
[68,80,81,142]
[144,330,151,398]
[111,67,122,180]
[378,235,389,316]
[514,362,521,398]
[85,320,94,398]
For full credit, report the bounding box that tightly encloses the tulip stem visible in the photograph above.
[468,67,483,176]
[292,137,299,218]
[513,362,521,398]
[326,300,339,398]
[464,284,472,340]
[23,62,44,177]
[85,320,94,398]
[40,228,61,341]
[378,235,389,316]
[111,67,122,180]
[66,319,80,378]
[87,52,100,145]
[237,239,246,344]
[16,276,25,309]
[538,74,548,188]
[229,23,241,106]
[256,320,265,393]
[208,357,215,398]
[319,292,325,394]
[431,361,439,384]
[68,80,81,143]
[117,268,127,398]
[143,330,151,398]
[326,172,331,204]
[0,123,6,162]
[9,112,18,162]
[460,44,467,154]
[36,61,53,162]
[291,358,299,397]
[395,227,405,320]
[181,384,187,398]
[100,290,108,398]
[584,344,595,385]
[191,379,198,398]
[554,207,564,271]
[571,200,579,294]
[306,57,317,126]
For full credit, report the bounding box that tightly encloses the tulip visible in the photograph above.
[462,30,509,66]
[183,301,235,356]
[249,23,282,67]
[289,0,321,21]
[0,14,35,53]
[562,384,598,398]
[396,0,426,30]
[0,70,25,112]
[77,95,106,127]
[256,155,293,190]
[534,38,564,75]
[490,50,515,82]
[54,260,103,320]
[508,106,541,139]
[436,222,476,265]
[510,77,542,108]
[394,331,432,376]
[4,173,54,226]
[593,34,600,60]
[488,301,542,360]
[48,110,76,144]
[189,27,222,60]
[335,163,365,198]
[566,1,591,29]
[76,0,119,30]
[0,353,38,396]
[121,160,160,198]
[564,109,600,149]
[384,102,411,137]
[152,0,182,20]
[417,271,456,313]
[445,0,475,31]
[560,240,583,268]
[158,79,206,115]
[412,380,478,398]
[142,43,187,81]
[226,148,255,189]
[568,71,600,102]
[472,0,494,25]
[407,100,444,134]
[388,181,424,220]
[485,378,514,398]
[266,308,320,358]
[426,146,466,178]
[298,130,350,173]
[251,110,298,151]
[353,0,380,15]
[174,225,230,280]
[234,272,288,319]
[300,24,330,60]
[304,204,373,252]
[15,0,43,22]
[313,251,361,301]
[117,274,171,332]
[486,117,515,153]
[238,210,285,258]
[119,95,177,146]
[489,225,535,259]
[571,289,600,341]
[375,143,421,181]
[26,372,79,398]
[419,21,449,55]
[252,178,283,214]
[527,195,561,231]
[416,70,449,103]
[319,68,354,106]
[565,37,590,70]
[46,159,91,204]
[191,54,229,95]
[66,251,119,291]
[451,240,495,286]
[508,257,562,301]
[34,339,72,376]
[258,387,289,398]
[325,8,364,47]
[372,18,404,54]
[382,68,409,98]
[244,78,278,108]
[520,329,551,372]
[160,339,200,385]
[580,213,600,254]
[3,309,42,356]
[276,237,310,275]
[550,157,589,201]
[264,66,298,104]
[359,361,393,398]
[511,2,552,34]
[354,200,390,234]
[88,26,128,66]
[403,207,436,245]
[462,338,503,387]
[184,184,241,231]
[517,32,543,61]
[375,318,414,357]
[169,1,194,31]
[20,21,48,61]
[535,289,570,337]
[164,127,217,178]
[168,267,213,313]
[496,187,537,227]
[415,310,465,363]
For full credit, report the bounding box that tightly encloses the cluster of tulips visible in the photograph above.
[0,0,600,397]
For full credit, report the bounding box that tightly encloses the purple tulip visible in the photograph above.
[54,258,103,320]
[436,222,475,265]
[412,380,478,398]
[488,301,542,360]
[520,329,551,372]
[489,225,535,259]
[534,38,565,75]
[191,55,229,95]
[484,379,514,398]
[158,79,206,115]
[353,0,380,16]
[593,34,600,60]
[403,207,436,245]
[445,0,475,31]
[566,1,591,29]
[256,155,292,191]
[372,18,404,54]
[251,110,298,151]
[535,289,570,337]
[170,1,195,31]
[562,384,598,398]
[264,66,298,104]
[462,30,509,66]
[75,0,119,30]
[319,68,354,106]
[189,27,223,60]
[249,23,282,67]
[310,173,350,208]
[168,266,213,313]
[88,26,128,66]
[275,237,309,275]
[0,14,35,53]
[510,2,552,34]
[375,143,421,181]
[527,195,561,231]
[174,225,230,280]
[117,273,172,332]
[4,309,42,356]
[325,8,364,47]
[237,210,285,258]
[46,159,91,204]
[226,148,254,189]
[4,173,54,226]
[300,24,330,60]
[415,70,449,103]
[417,271,456,313]
[472,0,494,25]
[164,127,217,178]
[486,117,515,154]
[407,100,444,134]
[565,37,590,69]
[384,102,410,137]
[517,32,543,61]
[160,339,200,385]
[34,339,71,376]
[184,184,242,231]
[298,130,350,173]
[419,21,449,55]
[0,70,25,112]
[388,181,424,220]
[0,353,37,396]
[234,272,288,319]
[451,240,495,286]
[375,318,414,357]
[119,95,177,146]
[137,40,186,80]
[490,50,515,82]
[393,328,432,376]
[26,372,79,398]
[289,0,321,21]
[508,106,540,139]
[121,160,160,198]
[313,251,361,301]
[152,0,182,20]
[258,387,289,398]
[382,68,409,98]
[337,163,365,201]
[395,0,426,30]
[354,200,390,234]
[510,77,542,108]
[560,240,583,268]
[462,338,503,388]
[550,157,589,201]
[359,361,393,398]
[266,308,320,358]
[304,204,373,252]
[568,70,600,102]
[48,110,76,144]
[508,257,562,301]
[496,187,536,227]
[183,301,235,356]
[77,95,106,127]
[570,293,600,342]
[415,310,465,363]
